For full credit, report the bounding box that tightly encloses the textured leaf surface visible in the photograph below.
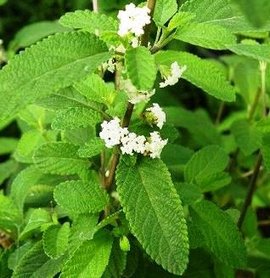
[9,21,68,51]
[10,166,44,212]
[0,137,18,154]
[75,74,116,106]
[174,22,236,50]
[0,31,110,125]
[43,223,70,259]
[126,46,157,90]
[228,44,270,63]
[54,180,108,214]
[78,138,104,158]
[190,200,247,268]
[155,51,235,101]
[59,10,118,33]
[184,145,229,183]
[52,107,101,130]
[61,231,113,278]
[0,160,17,184]
[154,0,177,26]
[33,142,89,176]
[116,157,189,275]
[231,119,261,156]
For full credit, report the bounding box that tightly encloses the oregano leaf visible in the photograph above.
[43,223,70,259]
[53,180,108,214]
[0,31,110,125]
[154,0,178,26]
[125,46,157,90]
[190,200,247,268]
[116,157,189,275]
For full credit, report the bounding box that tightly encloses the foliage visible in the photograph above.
[0,0,270,277]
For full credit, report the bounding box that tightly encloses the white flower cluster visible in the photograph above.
[159,62,187,88]
[117,3,151,37]
[146,103,166,129]
[99,117,167,159]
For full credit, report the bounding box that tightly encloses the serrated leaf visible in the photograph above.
[256,118,270,134]
[174,22,236,50]
[43,223,70,259]
[33,142,89,176]
[75,73,116,106]
[19,208,52,240]
[78,138,104,158]
[0,195,22,237]
[126,46,157,90]
[227,44,270,63]
[116,157,189,275]
[262,133,270,171]
[155,51,235,102]
[103,239,127,278]
[0,137,18,154]
[63,127,95,146]
[10,166,44,212]
[190,200,247,268]
[54,180,108,214]
[51,107,101,130]
[59,10,118,33]
[184,145,229,184]
[61,231,113,278]
[0,31,110,125]
[154,0,177,26]
[231,119,261,156]
[199,172,232,192]
[9,21,69,52]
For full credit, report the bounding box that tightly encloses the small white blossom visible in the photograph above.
[131,37,139,48]
[146,103,166,129]
[120,132,146,155]
[159,62,187,88]
[117,3,151,37]
[99,117,128,148]
[145,131,168,159]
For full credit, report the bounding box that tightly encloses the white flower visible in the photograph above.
[145,131,168,159]
[120,132,146,155]
[117,3,151,37]
[99,117,128,148]
[159,62,187,88]
[146,103,166,129]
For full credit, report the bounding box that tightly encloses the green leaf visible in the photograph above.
[126,46,157,90]
[256,117,270,134]
[54,180,108,214]
[19,208,52,240]
[174,22,236,50]
[0,160,17,184]
[262,133,270,171]
[78,138,104,158]
[10,166,44,212]
[33,142,89,176]
[227,44,270,63]
[0,195,22,237]
[103,239,127,278]
[61,231,113,278]
[155,51,235,102]
[116,157,189,275]
[9,21,69,52]
[190,200,247,268]
[154,0,178,26]
[184,145,229,184]
[59,10,118,33]
[0,31,110,125]
[74,74,116,106]
[43,223,70,259]
[0,137,18,154]
[51,107,101,130]
[231,119,261,156]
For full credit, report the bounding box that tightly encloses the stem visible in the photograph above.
[215,102,225,125]
[103,0,157,191]
[92,0,98,12]
[237,153,263,229]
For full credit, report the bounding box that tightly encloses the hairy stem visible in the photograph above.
[103,0,157,191]
[237,153,263,229]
